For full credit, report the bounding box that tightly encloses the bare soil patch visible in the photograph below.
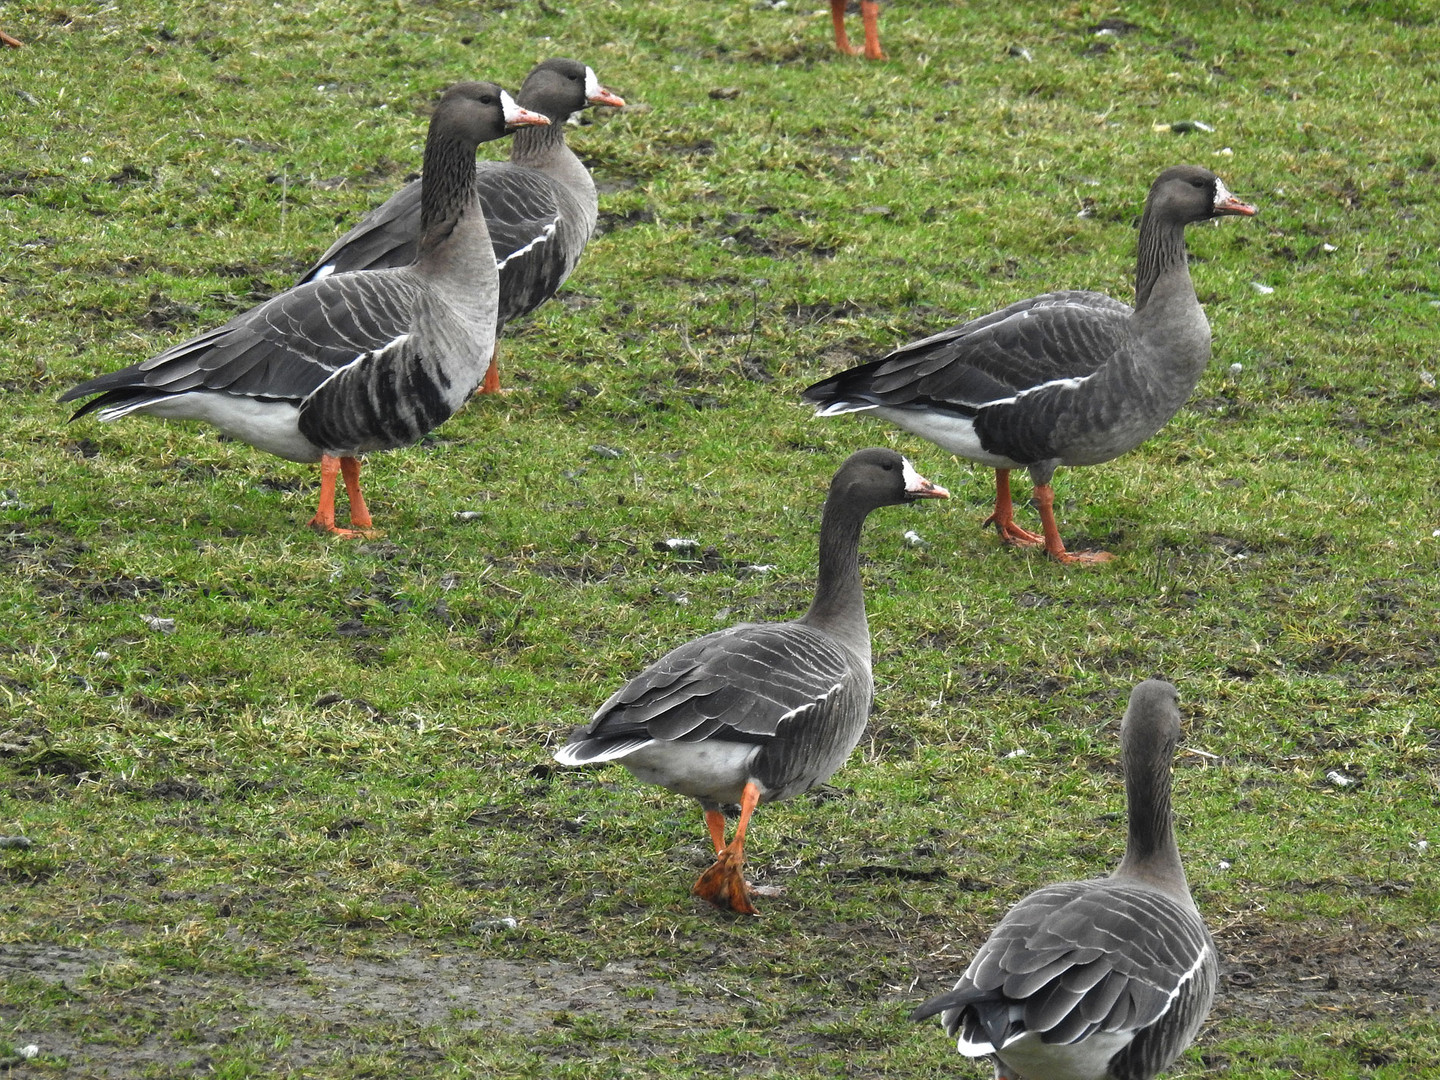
[4,920,1435,1075]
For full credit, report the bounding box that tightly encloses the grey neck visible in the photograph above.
[1115,751,1191,903]
[799,497,872,660]
[510,119,571,169]
[418,130,479,252]
[1133,207,1191,312]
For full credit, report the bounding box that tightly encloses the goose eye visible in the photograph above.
[479,94,495,105]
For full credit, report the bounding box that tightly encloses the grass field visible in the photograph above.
[3,1,1439,1076]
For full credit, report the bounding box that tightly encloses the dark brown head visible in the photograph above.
[828,447,949,512]
[430,81,550,151]
[1146,166,1257,224]
[1121,679,1183,777]
[518,58,625,123]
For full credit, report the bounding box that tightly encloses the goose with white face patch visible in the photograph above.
[913,680,1218,1080]
[61,83,549,537]
[553,448,948,915]
[802,166,1256,563]
[298,58,625,395]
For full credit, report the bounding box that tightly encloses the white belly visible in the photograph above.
[985,1030,1133,1080]
[619,739,762,807]
[866,407,1022,469]
[101,393,321,463]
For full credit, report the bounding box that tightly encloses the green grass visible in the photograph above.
[3,1,1439,1076]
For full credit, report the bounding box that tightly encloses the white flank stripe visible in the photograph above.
[814,401,877,417]
[1159,942,1213,1015]
[777,683,841,724]
[310,334,410,394]
[312,264,336,281]
[985,373,1093,409]
[496,218,559,269]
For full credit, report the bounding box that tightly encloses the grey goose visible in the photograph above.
[61,82,549,537]
[802,166,1256,563]
[298,58,625,394]
[913,680,1217,1080]
[554,448,948,914]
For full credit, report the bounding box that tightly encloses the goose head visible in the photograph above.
[829,447,950,512]
[432,81,550,147]
[1148,165,1257,224]
[520,58,626,123]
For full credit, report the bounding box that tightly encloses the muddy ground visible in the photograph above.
[3,919,1436,1076]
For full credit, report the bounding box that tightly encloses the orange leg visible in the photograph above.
[477,342,502,395]
[1033,483,1113,564]
[338,456,374,531]
[692,781,762,915]
[830,0,859,55]
[704,809,728,856]
[831,0,884,59]
[983,469,1045,548]
[859,0,885,60]
[1,30,22,48]
[309,454,379,539]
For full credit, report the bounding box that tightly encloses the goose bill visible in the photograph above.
[585,68,626,108]
[1212,178,1257,217]
[501,92,551,129]
[901,459,950,500]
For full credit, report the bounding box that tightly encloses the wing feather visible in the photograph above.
[565,623,855,756]
[918,879,1215,1055]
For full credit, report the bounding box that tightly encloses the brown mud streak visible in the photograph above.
[3,922,1437,1074]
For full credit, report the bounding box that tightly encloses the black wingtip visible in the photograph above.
[910,989,964,1024]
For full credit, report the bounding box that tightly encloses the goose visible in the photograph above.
[61,83,549,537]
[297,58,625,395]
[554,448,948,914]
[830,0,884,60]
[802,166,1256,563]
[913,679,1217,1080]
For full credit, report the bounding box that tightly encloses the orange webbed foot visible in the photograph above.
[692,850,759,916]
[984,512,1045,548]
[307,516,382,541]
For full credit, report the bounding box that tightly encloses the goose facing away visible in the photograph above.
[830,0,884,59]
[61,83,549,538]
[298,58,625,395]
[554,448,948,914]
[802,166,1256,563]
[913,680,1217,1080]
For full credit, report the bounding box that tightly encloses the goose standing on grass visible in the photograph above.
[913,680,1217,1080]
[298,58,625,395]
[554,448,948,915]
[61,83,549,537]
[802,166,1256,563]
